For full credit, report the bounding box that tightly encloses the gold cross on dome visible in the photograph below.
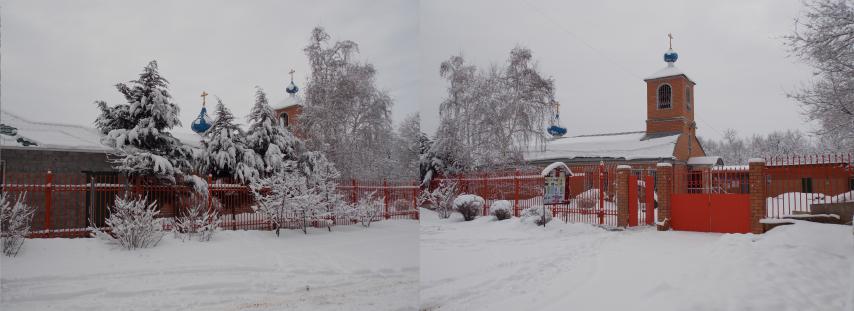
[668,33,674,49]
[289,69,295,81]
[200,91,208,106]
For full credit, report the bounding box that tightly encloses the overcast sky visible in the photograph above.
[420,0,816,141]
[1,0,418,135]
[2,0,819,141]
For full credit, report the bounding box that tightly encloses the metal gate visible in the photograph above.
[671,168,751,233]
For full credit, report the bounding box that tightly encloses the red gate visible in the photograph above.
[671,168,751,233]
[671,194,750,233]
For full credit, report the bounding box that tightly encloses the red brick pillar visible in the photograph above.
[656,163,673,231]
[616,165,631,227]
[748,158,767,234]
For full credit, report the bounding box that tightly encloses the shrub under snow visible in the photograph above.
[454,194,484,221]
[97,195,165,250]
[353,193,384,228]
[1,192,36,257]
[521,206,552,226]
[491,200,512,221]
[418,180,458,219]
[173,196,222,242]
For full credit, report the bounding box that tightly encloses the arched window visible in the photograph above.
[657,84,672,109]
[279,112,289,128]
[685,86,692,111]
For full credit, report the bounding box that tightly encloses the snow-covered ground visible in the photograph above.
[1,220,418,311]
[420,208,854,311]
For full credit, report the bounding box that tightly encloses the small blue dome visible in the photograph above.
[286,81,299,94]
[191,107,213,134]
[547,125,567,138]
[664,50,678,63]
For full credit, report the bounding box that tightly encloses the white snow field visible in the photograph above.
[420,208,854,311]
[1,220,418,311]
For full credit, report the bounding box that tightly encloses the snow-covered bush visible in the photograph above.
[521,206,552,226]
[173,195,221,242]
[491,200,512,221]
[454,194,484,221]
[418,180,457,219]
[251,169,322,236]
[1,192,36,257]
[353,193,384,228]
[99,195,164,250]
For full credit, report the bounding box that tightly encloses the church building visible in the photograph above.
[525,41,715,169]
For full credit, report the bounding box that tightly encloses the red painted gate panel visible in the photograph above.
[671,194,750,233]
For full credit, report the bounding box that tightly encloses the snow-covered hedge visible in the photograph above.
[454,194,484,221]
[521,206,552,226]
[491,200,512,221]
[98,195,165,250]
[1,192,36,257]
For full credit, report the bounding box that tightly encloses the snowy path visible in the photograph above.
[420,209,854,311]
[1,221,419,311]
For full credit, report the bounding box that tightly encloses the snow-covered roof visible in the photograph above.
[272,93,304,111]
[540,162,573,177]
[644,63,694,83]
[687,156,724,166]
[1,110,113,152]
[524,131,680,162]
[1,109,202,152]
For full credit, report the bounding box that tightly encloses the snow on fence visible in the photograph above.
[0,172,420,238]
[433,163,643,227]
[763,154,853,219]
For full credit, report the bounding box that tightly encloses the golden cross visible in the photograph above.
[200,91,208,106]
[289,69,295,81]
[668,33,673,49]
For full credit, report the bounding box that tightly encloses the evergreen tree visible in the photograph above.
[95,60,193,182]
[202,99,261,183]
[245,87,303,175]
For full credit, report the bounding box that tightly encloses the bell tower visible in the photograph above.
[644,33,696,137]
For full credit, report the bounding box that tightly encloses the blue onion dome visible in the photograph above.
[286,80,299,94]
[664,49,678,63]
[547,125,567,137]
[191,106,213,134]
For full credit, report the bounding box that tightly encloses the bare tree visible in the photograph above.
[785,0,854,151]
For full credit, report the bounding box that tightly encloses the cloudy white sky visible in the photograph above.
[1,0,418,135]
[2,0,819,141]
[420,0,816,141]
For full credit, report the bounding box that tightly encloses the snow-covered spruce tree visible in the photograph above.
[95,60,193,182]
[1,192,36,257]
[201,99,261,184]
[250,168,322,236]
[173,194,221,242]
[98,195,164,250]
[302,26,397,180]
[418,180,458,219]
[245,87,303,175]
[785,0,854,151]
[299,151,345,231]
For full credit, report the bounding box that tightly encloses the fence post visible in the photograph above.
[616,165,631,227]
[45,170,53,238]
[598,162,605,225]
[351,179,358,204]
[513,170,520,217]
[482,175,488,216]
[413,181,419,220]
[383,179,390,220]
[655,163,673,230]
[88,176,95,228]
[207,174,213,211]
[748,158,766,234]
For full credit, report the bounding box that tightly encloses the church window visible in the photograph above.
[657,84,672,109]
[280,112,289,128]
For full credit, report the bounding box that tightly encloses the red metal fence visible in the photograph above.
[1,172,419,238]
[764,154,853,219]
[433,163,657,227]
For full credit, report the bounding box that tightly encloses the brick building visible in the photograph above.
[525,46,705,173]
